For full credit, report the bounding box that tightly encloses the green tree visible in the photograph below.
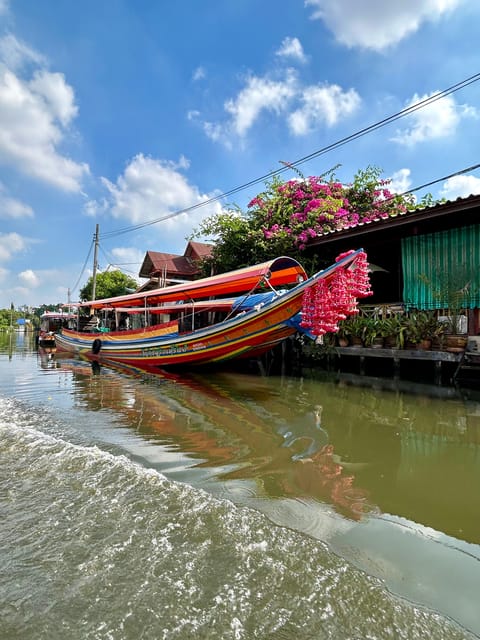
[192,207,273,276]
[79,270,138,302]
[0,310,11,329]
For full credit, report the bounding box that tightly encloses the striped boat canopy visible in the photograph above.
[78,257,308,310]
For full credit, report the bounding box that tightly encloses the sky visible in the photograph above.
[1,0,480,309]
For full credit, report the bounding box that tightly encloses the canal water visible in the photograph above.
[1,331,479,639]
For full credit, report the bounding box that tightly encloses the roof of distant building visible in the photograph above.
[138,240,213,283]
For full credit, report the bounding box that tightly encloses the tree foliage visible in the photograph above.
[79,270,138,302]
[0,307,39,329]
[191,166,417,276]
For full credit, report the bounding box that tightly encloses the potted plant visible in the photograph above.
[382,313,408,349]
[412,310,445,350]
[418,263,475,351]
[403,313,421,349]
[336,321,351,347]
[362,316,387,348]
[338,314,365,346]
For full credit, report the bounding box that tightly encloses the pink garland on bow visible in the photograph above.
[300,250,372,336]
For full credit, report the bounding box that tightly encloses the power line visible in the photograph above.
[70,160,480,295]
[101,71,480,240]
[69,236,94,294]
[402,162,480,197]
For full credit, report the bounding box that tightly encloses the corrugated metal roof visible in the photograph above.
[307,193,480,247]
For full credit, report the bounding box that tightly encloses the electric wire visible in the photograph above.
[100,71,480,240]
[399,162,480,197]
[69,237,94,295]
[69,72,480,292]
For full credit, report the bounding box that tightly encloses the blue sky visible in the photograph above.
[1,0,480,309]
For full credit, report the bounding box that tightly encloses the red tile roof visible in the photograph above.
[138,241,213,280]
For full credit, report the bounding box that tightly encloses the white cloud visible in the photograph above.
[0,183,34,218]
[1,267,76,308]
[388,168,412,194]
[202,120,229,146]
[439,174,480,199]
[288,83,360,134]
[198,61,360,144]
[276,37,307,63]
[391,93,477,146]
[187,109,200,121]
[0,0,9,16]
[110,246,144,265]
[224,72,298,137]
[0,54,89,192]
[0,231,28,262]
[29,69,78,126]
[93,154,223,252]
[0,34,46,71]
[84,197,109,218]
[192,66,206,81]
[101,246,143,279]
[18,268,39,287]
[305,0,462,51]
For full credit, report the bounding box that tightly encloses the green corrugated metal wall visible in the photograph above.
[402,224,480,309]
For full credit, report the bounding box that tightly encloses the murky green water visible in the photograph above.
[1,331,479,639]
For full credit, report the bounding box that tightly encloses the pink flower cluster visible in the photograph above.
[300,251,372,337]
[251,172,410,250]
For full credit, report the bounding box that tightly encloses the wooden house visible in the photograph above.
[137,241,213,292]
[306,194,480,335]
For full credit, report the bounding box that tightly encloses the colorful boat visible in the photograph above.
[55,250,372,368]
[37,311,77,348]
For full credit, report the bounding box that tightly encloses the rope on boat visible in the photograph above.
[223,275,271,322]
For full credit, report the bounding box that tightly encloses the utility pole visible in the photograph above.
[92,224,99,301]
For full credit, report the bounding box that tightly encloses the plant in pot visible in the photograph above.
[403,312,421,350]
[412,310,445,350]
[338,314,365,346]
[336,323,350,347]
[418,262,475,351]
[382,313,408,349]
[362,316,387,348]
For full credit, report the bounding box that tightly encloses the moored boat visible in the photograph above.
[37,311,77,348]
[55,250,372,368]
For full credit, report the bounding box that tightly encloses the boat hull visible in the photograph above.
[38,336,56,348]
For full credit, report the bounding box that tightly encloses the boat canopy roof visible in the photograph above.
[41,311,77,319]
[73,257,307,311]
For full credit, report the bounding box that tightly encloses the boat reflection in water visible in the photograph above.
[55,355,376,522]
[49,353,480,636]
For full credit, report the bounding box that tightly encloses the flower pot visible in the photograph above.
[384,335,397,349]
[445,335,467,352]
[417,339,432,351]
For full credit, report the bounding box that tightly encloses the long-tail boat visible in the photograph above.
[55,249,371,368]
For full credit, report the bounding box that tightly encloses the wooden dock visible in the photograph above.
[334,346,464,385]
